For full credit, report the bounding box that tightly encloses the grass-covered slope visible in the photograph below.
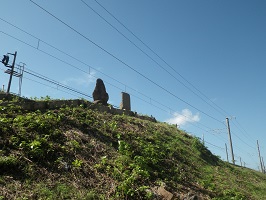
[1,100,266,199]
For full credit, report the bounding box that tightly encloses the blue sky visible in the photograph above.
[1,0,266,171]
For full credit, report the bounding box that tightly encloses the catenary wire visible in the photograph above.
[24,69,93,99]
[231,119,256,143]
[231,131,256,150]
[23,76,83,99]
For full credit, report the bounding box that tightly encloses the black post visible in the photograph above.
[7,51,17,94]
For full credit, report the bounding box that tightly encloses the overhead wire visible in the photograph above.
[24,68,93,99]
[28,0,225,125]
[23,76,83,99]
[231,119,256,143]
[231,131,256,150]
[205,141,224,151]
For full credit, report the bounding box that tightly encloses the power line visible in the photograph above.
[23,76,83,99]
[24,68,93,99]
[28,0,224,125]
[231,131,256,150]
[231,119,256,144]
[204,141,224,151]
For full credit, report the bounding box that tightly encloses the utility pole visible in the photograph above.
[17,62,26,96]
[240,157,242,167]
[257,140,263,173]
[225,143,229,162]
[202,133,205,145]
[226,117,235,164]
[262,157,266,173]
[6,51,17,94]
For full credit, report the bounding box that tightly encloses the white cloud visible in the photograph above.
[62,70,96,87]
[165,109,200,126]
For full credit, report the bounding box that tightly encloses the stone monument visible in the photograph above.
[92,79,109,105]
[120,92,131,111]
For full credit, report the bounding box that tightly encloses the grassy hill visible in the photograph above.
[1,96,266,199]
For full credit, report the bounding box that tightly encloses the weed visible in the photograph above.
[72,159,83,168]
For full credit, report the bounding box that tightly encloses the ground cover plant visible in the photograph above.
[1,97,266,199]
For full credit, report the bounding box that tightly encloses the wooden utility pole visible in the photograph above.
[257,140,263,173]
[226,118,235,164]
[7,51,17,94]
[225,143,229,162]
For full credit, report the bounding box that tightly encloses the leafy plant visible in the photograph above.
[72,159,83,168]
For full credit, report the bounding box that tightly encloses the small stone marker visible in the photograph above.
[119,92,131,111]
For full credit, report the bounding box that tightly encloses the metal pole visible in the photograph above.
[226,117,235,164]
[7,51,17,94]
[225,143,229,162]
[257,140,264,173]
[18,62,25,96]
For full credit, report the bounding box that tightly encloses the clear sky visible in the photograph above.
[1,0,266,171]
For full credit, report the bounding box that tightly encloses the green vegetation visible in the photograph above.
[0,98,266,199]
